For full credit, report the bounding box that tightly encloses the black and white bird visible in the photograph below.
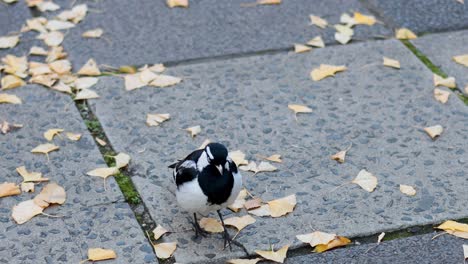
[169,142,245,251]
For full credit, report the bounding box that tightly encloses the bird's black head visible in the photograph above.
[205,142,228,166]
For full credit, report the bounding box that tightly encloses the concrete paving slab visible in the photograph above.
[89,39,468,263]
[56,0,390,68]
[0,1,31,36]
[284,232,467,264]
[412,30,468,95]
[0,85,156,263]
[363,0,468,33]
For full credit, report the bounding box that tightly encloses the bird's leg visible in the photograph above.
[217,210,249,255]
[190,213,208,238]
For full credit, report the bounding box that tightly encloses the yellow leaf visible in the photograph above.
[23,17,47,33]
[149,74,182,88]
[36,1,60,12]
[185,125,201,138]
[167,0,188,8]
[74,77,99,90]
[87,167,119,179]
[227,258,263,264]
[152,224,169,240]
[29,62,52,76]
[257,0,281,5]
[66,132,82,141]
[146,113,170,126]
[199,217,224,233]
[240,161,277,174]
[29,46,48,56]
[310,64,347,81]
[31,143,59,154]
[41,31,64,47]
[21,182,35,192]
[268,194,296,217]
[2,54,28,78]
[0,93,22,104]
[453,54,468,67]
[114,152,131,169]
[82,28,103,38]
[436,220,468,232]
[294,44,311,53]
[30,74,58,88]
[255,245,289,263]
[95,137,107,146]
[424,125,443,139]
[315,236,351,253]
[154,242,177,259]
[1,75,25,89]
[0,35,20,49]
[310,15,328,29]
[307,36,325,48]
[16,166,49,182]
[0,182,21,197]
[33,182,66,207]
[330,145,351,163]
[434,88,450,104]
[46,20,75,31]
[395,28,417,40]
[124,73,147,91]
[352,169,378,192]
[52,81,73,94]
[75,89,99,100]
[447,230,468,239]
[46,46,67,63]
[244,197,263,210]
[377,232,385,244]
[44,128,64,141]
[228,188,248,212]
[296,231,336,247]
[77,59,101,76]
[335,24,354,36]
[49,59,72,75]
[399,184,416,196]
[224,215,256,232]
[288,104,312,115]
[248,204,271,217]
[87,248,117,261]
[433,74,456,88]
[264,154,282,163]
[353,12,376,25]
[383,57,400,69]
[229,150,249,166]
[57,4,88,24]
[11,199,44,224]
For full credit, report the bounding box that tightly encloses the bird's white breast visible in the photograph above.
[176,179,209,213]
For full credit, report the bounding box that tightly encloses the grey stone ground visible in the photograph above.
[0,86,156,263]
[90,39,468,263]
[0,1,31,36]
[57,0,390,68]
[412,30,468,95]
[284,232,467,264]
[363,0,468,33]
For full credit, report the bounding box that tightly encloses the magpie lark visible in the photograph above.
[169,142,246,252]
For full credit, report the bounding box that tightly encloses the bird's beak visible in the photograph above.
[216,165,223,174]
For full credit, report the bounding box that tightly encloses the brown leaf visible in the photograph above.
[146,113,170,126]
[16,166,49,182]
[399,184,416,196]
[352,169,377,192]
[167,0,188,8]
[315,236,351,253]
[424,125,443,139]
[0,182,21,197]
[310,64,347,81]
[31,143,59,154]
[199,217,224,233]
[395,28,417,39]
[0,93,22,104]
[224,215,256,232]
[77,59,101,76]
[383,57,400,69]
[154,242,177,259]
[268,194,296,217]
[255,245,289,263]
[294,44,311,53]
[152,224,169,240]
[44,128,64,141]
[433,88,450,104]
[296,231,336,247]
[87,248,117,261]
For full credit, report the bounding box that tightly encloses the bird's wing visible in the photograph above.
[172,149,203,186]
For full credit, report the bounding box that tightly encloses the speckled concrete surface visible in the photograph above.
[363,0,468,33]
[412,30,468,95]
[89,39,468,263]
[0,86,156,263]
[284,232,467,264]
[0,1,31,36]
[55,0,390,68]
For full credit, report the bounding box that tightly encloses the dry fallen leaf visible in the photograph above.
[95,137,107,146]
[154,242,177,259]
[452,54,468,67]
[87,167,119,179]
[33,182,66,207]
[294,44,311,53]
[225,215,256,232]
[75,89,99,100]
[199,139,211,149]
[0,182,21,198]
[29,62,52,76]
[87,248,117,261]
[240,161,277,174]
[185,125,201,138]
[228,188,248,212]
[82,28,104,38]
[46,20,75,31]
[36,1,60,12]
[30,46,48,56]
[311,64,347,81]
[21,182,35,193]
[49,59,72,75]
[1,75,25,89]
[152,225,169,240]
[434,88,451,104]
[41,31,64,46]
[44,128,64,141]
[310,15,328,29]
[57,4,88,24]
[77,59,101,76]
[1,121,22,134]
[244,197,262,210]
[288,104,312,118]
[248,204,271,217]
[255,245,289,263]
[268,194,296,217]
[227,258,263,264]
[0,35,20,49]
[383,57,400,69]
[16,166,49,182]
[149,63,166,73]
[436,220,468,232]
[315,236,351,253]
[352,169,378,192]
[395,28,417,39]
[66,132,82,141]
[30,74,58,88]
[199,217,224,233]
[74,77,99,90]
[335,24,354,36]
[167,0,188,8]
[353,12,376,25]
[52,81,73,94]
[330,145,351,163]
[11,199,44,224]
[31,143,59,155]
[124,73,147,91]
[2,54,28,78]
[399,184,416,196]
[424,125,443,139]
[296,231,336,247]
[377,232,385,244]
[463,245,468,260]
[146,113,170,126]
[340,13,356,27]
[263,154,282,163]
[0,93,22,104]
[229,150,249,166]
[433,74,456,88]
[114,152,131,169]
[149,74,182,88]
[307,36,325,48]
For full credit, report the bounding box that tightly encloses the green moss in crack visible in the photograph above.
[400,40,447,78]
[84,120,101,135]
[458,94,468,106]
[115,172,141,205]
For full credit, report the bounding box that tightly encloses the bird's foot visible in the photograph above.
[222,229,249,256]
[187,216,209,238]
